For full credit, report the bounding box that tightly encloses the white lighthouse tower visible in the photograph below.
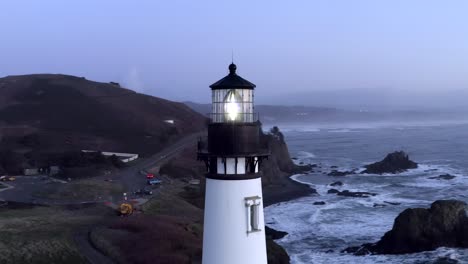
[198,63,269,264]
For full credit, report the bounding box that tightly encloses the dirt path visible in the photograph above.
[74,227,115,264]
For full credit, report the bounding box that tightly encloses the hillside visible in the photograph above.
[0,74,206,170]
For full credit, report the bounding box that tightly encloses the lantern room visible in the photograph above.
[209,63,256,123]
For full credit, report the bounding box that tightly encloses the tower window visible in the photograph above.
[245,196,262,233]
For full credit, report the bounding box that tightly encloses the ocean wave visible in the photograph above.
[327,129,356,133]
[290,174,316,186]
[279,127,321,133]
[296,151,316,159]
[287,247,468,264]
[292,151,318,166]
[350,163,457,177]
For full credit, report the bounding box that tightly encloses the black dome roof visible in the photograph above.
[209,63,256,90]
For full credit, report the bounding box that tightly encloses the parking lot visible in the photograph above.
[0,175,66,203]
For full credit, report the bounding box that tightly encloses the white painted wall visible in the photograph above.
[81,150,138,163]
[237,157,246,174]
[217,157,246,175]
[203,178,267,264]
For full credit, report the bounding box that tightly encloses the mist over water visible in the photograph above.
[264,120,468,264]
[260,89,468,112]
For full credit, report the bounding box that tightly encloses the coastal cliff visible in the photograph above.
[261,126,316,206]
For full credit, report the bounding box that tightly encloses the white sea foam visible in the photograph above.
[277,126,321,133]
[290,174,315,186]
[296,151,316,159]
[327,129,355,133]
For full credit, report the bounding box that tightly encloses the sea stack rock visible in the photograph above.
[344,200,468,255]
[363,151,417,174]
[429,174,456,180]
[328,170,354,177]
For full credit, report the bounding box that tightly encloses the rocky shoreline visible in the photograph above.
[263,174,316,207]
[344,200,468,256]
[263,174,316,264]
[265,149,468,262]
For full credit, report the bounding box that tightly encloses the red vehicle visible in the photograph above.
[146,173,155,179]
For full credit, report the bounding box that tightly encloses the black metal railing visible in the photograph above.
[197,135,269,156]
[207,113,259,123]
[197,136,208,153]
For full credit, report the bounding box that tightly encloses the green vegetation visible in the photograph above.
[89,227,127,262]
[141,186,202,219]
[90,215,203,264]
[33,179,124,201]
[0,205,112,264]
[89,181,205,264]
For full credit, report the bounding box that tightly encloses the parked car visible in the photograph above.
[133,188,153,195]
[146,173,155,179]
[143,187,153,195]
[147,179,162,185]
[0,176,15,182]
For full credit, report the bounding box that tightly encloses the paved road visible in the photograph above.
[110,131,204,200]
[0,176,65,204]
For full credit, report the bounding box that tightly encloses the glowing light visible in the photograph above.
[225,91,240,121]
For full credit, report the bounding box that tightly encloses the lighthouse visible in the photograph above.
[197,63,269,264]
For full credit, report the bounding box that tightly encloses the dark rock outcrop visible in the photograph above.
[265,226,288,240]
[373,203,386,208]
[345,200,468,255]
[363,151,418,174]
[328,170,355,177]
[337,190,377,198]
[384,201,401,206]
[313,201,326,205]
[267,238,290,264]
[328,189,376,198]
[433,257,459,264]
[330,181,343,187]
[429,174,456,180]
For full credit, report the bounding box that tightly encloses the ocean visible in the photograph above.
[264,121,468,264]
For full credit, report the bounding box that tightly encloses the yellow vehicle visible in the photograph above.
[119,202,133,216]
[0,176,15,182]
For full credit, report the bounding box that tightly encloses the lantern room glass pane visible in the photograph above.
[211,89,254,123]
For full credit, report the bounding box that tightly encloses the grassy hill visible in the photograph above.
[0,74,206,172]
